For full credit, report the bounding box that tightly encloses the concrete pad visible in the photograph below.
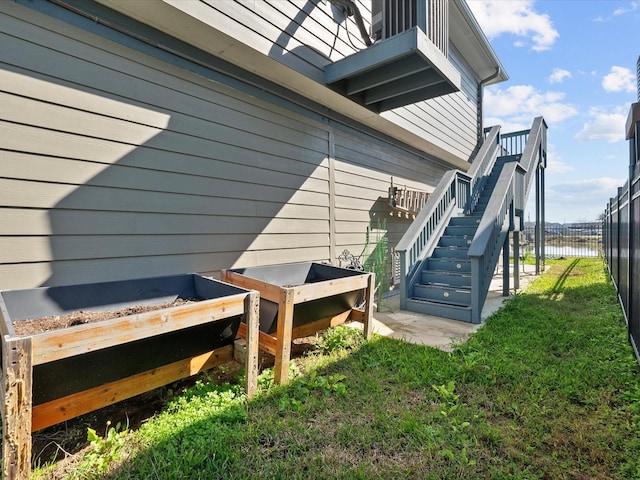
[349,263,545,351]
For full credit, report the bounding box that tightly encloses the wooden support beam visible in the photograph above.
[273,288,294,385]
[363,273,375,339]
[2,336,32,480]
[244,291,260,398]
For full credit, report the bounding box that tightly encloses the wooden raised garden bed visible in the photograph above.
[222,262,374,385]
[0,274,259,479]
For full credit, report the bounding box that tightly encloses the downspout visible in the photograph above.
[329,0,373,46]
[476,67,501,148]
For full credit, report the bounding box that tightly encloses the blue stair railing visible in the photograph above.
[396,117,547,323]
[396,125,501,310]
[468,117,546,323]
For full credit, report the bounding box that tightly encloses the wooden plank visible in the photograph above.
[289,310,351,339]
[221,271,283,303]
[31,345,233,432]
[199,0,324,80]
[0,38,330,159]
[0,59,330,146]
[0,177,328,224]
[243,291,260,398]
[236,322,277,356]
[29,295,246,365]
[363,273,375,340]
[2,336,32,480]
[0,246,333,292]
[273,288,294,385]
[0,94,330,165]
[0,91,164,146]
[0,138,328,207]
[293,274,370,304]
[0,21,329,145]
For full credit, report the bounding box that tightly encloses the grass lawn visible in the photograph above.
[35,258,640,479]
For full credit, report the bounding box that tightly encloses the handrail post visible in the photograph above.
[399,250,407,310]
[470,257,482,324]
[502,234,510,297]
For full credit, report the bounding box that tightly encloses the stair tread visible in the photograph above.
[426,257,471,262]
[419,282,471,290]
[408,297,470,308]
[422,269,471,274]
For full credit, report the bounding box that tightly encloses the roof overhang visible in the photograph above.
[91,0,473,169]
[626,102,640,140]
[449,0,508,84]
[324,27,462,113]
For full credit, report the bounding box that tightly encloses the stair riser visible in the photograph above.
[404,299,473,322]
[444,226,477,237]
[427,258,471,272]
[449,217,481,227]
[439,237,473,247]
[432,248,468,259]
[421,271,471,287]
[413,285,471,306]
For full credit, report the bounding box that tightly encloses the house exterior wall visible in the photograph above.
[0,1,450,290]
[158,0,481,162]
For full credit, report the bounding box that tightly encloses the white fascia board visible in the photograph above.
[450,0,508,84]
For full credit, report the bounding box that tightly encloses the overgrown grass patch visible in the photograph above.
[35,259,640,479]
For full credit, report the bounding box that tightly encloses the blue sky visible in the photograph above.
[466,0,639,223]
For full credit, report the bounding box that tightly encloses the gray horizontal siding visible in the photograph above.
[204,0,371,82]
[333,128,446,267]
[0,4,333,289]
[191,0,481,162]
[0,1,449,291]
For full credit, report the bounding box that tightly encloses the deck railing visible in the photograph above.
[396,170,467,308]
[465,126,501,215]
[468,161,525,322]
[374,0,448,56]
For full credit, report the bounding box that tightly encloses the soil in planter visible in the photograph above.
[12,298,197,336]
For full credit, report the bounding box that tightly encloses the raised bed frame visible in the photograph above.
[0,274,259,479]
[222,262,374,385]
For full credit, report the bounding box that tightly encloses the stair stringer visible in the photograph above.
[469,213,511,324]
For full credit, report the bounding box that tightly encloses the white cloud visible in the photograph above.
[542,177,626,222]
[574,107,627,143]
[613,1,640,15]
[466,0,559,51]
[545,144,573,174]
[484,85,578,125]
[548,68,571,84]
[483,116,528,133]
[602,66,636,93]
[551,178,623,196]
